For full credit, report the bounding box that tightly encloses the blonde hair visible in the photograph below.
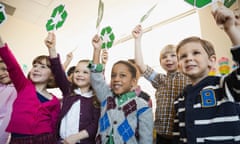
[160,44,176,61]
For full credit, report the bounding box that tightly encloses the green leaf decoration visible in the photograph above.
[46,4,68,31]
[0,4,7,25]
[140,3,158,23]
[100,26,115,49]
[96,0,104,29]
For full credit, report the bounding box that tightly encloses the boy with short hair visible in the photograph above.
[173,6,240,143]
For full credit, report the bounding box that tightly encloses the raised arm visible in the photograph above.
[92,34,102,64]
[62,52,73,70]
[45,32,58,58]
[0,36,28,91]
[212,6,240,46]
[44,32,71,96]
[132,25,147,73]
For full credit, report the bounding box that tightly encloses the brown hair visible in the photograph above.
[31,55,57,88]
[176,36,215,58]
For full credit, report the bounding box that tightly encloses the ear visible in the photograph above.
[131,78,137,88]
[208,55,217,69]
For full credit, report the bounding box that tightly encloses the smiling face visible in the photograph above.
[72,60,91,90]
[110,61,137,95]
[177,37,216,85]
[0,59,11,85]
[160,44,178,73]
[29,56,53,87]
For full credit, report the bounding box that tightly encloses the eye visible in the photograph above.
[40,64,49,69]
[179,54,187,60]
[33,64,37,67]
[119,74,126,78]
[83,70,89,74]
[0,67,7,71]
[171,54,176,57]
[162,55,167,59]
[111,74,116,78]
[193,51,201,55]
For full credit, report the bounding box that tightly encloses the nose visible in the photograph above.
[112,75,120,82]
[185,54,193,62]
[32,66,40,72]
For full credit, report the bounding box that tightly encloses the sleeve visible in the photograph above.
[0,43,28,92]
[222,46,240,101]
[172,100,180,143]
[143,65,165,89]
[90,71,112,102]
[137,103,153,144]
[49,55,71,97]
[85,105,100,138]
[231,45,240,64]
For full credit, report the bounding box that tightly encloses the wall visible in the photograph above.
[198,2,240,74]
[0,15,47,75]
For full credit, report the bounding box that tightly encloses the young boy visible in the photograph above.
[173,6,240,143]
[132,26,190,144]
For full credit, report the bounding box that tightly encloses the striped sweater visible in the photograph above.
[173,46,240,143]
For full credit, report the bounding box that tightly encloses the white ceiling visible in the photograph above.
[1,0,194,39]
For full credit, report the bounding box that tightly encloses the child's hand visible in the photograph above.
[92,34,102,50]
[44,32,56,49]
[212,6,236,31]
[132,25,142,39]
[62,133,80,144]
[101,49,108,65]
[66,52,73,61]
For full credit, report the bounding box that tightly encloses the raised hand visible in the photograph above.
[44,32,56,49]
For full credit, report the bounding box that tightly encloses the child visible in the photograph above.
[0,36,61,143]
[132,25,190,144]
[66,65,75,82]
[173,6,240,143]
[90,34,153,144]
[45,32,100,144]
[0,56,17,144]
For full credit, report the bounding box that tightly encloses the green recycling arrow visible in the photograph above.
[185,0,212,8]
[46,4,68,31]
[100,26,115,49]
[185,0,236,8]
[0,4,7,25]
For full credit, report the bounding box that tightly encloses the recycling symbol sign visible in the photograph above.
[100,26,115,49]
[0,4,7,25]
[185,0,236,8]
[46,4,68,31]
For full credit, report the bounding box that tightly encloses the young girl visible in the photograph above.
[45,32,100,144]
[0,36,61,143]
[0,56,17,144]
[90,34,153,144]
